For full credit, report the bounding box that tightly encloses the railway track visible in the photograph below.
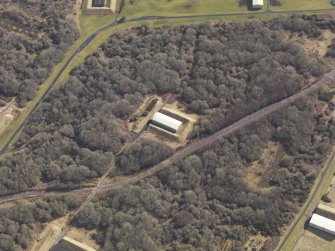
[0,7,334,248]
[1,6,335,155]
[1,69,334,206]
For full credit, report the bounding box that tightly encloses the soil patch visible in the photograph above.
[245,141,283,191]
[0,99,20,136]
[244,234,269,251]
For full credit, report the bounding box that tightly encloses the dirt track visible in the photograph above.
[97,69,335,193]
[1,69,334,206]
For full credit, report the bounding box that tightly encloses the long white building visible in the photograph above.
[151,112,183,133]
[309,213,335,235]
[252,0,263,9]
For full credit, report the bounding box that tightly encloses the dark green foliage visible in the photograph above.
[0,195,80,251]
[0,15,334,250]
[318,90,335,102]
[0,0,79,107]
[146,98,158,112]
[0,15,332,196]
[321,193,332,203]
[71,96,334,250]
[116,138,174,175]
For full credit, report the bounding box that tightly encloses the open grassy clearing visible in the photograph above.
[79,14,115,38]
[0,100,18,136]
[285,30,335,60]
[66,226,100,250]
[271,0,333,11]
[31,216,68,251]
[245,141,282,192]
[121,0,254,18]
[244,234,269,251]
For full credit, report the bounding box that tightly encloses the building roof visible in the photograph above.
[252,0,264,5]
[92,0,105,7]
[310,213,335,234]
[151,112,183,132]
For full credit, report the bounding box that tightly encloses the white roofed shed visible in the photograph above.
[309,213,335,235]
[252,0,263,8]
[151,112,183,133]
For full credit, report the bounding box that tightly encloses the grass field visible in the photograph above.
[121,0,253,18]
[270,0,333,11]
[0,0,333,152]
[79,15,115,37]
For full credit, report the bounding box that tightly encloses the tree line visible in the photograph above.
[71,93,335,250]
[0,0,79,107]
[0,14,334,250]
[0,15,333,195]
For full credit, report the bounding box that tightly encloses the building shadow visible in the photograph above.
[308,226,335,242]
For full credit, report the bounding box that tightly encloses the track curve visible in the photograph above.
[0,6,334,154]
[1,69,334,205]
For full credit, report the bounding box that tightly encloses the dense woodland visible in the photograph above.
[0,15,333,196]
[0,0,79,106]
[0,15,335,250]
[71,93,335,250]
[0,195,81,250]
[115,138,174,176]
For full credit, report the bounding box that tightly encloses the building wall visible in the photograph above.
[150,112,183,133]
[151,120,178,133]
[310,214,335,236]
[310,221,335,236]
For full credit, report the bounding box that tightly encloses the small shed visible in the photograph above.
[309,213,335,235]
[151,112,183,133]
[92,0,105,7]
[252,0,264,9]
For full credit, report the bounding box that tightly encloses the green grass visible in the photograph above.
[79,14,116,37]
[0,0,334,152]
[270,0,333,11]
[276,148,335,251]
[0,13,118,150]
[121,0,253,18]
[0,8,284,152]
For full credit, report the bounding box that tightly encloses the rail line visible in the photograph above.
[0,5,334,249]
[0,5,334,154]
[1,69,334,207]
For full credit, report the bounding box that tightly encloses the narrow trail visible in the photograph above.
[0,6,334,155]
[1,69,334,207]
[97,69,335,193]
[0,5,334,249]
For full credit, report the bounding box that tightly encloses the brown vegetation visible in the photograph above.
[0,15,335,250]
[0,0,79,107]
